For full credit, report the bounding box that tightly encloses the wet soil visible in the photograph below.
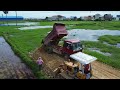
[0,37,35,79]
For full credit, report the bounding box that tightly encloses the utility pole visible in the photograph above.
[15,11,17,26]
[2,14,4,24]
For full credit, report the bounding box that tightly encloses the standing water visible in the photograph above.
[65,29,120,41]
[0,37,35,79]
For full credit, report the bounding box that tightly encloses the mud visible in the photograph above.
[31,47,120,79]
[0,37,35,79]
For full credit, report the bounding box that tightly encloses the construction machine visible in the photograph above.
[53,52,97,79]
[41,23,97,79]
[41,23,83,58]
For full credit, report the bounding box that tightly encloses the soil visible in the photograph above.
[31,47,120,79]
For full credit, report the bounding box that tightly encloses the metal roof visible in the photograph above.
[0,16,23,18]
[65,39,80,43]
[70,52,97,64]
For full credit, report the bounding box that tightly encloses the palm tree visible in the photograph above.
[15,11,17,26]
[3,11,8,26]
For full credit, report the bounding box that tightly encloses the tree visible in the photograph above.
[73,16,77,21]
[3,11,8,26]
[45,17,48,20]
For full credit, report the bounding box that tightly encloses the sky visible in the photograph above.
[0,11,120,18]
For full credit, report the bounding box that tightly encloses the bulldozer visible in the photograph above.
[53,52,97,79]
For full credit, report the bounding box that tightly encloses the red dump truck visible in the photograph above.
[42,23,83,58]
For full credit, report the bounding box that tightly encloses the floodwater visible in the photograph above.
[0,37,35,79]
[103,42,120,48]
[18,26,53,30]
[0,22,39,26]
[88,48,111,56]
[65,29,120,41]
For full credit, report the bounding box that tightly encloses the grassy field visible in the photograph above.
[98,35,120,45]
[39,21,120,30]
[0,26,50,79]
[0,20,120,78]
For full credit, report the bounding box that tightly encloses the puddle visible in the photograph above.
[103,42,120,48]
[0,37,35,79]
[18,26,53,30]
[65,29,120,41]
[0,22,39,26]
[88,48,111,56]
[116,43,120,48]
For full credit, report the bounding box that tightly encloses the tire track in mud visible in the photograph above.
[32,47,120,79]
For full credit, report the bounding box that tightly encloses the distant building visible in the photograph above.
[0,16,24,20]
[70,16,77,20]
[104,14,113,21]
[116,15,120,21]
[94,14,101,20]
[87,16,94,20]
[47,15,66,21]
[83,16,94,21]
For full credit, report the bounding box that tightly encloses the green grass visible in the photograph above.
[82,35,120,69]
[0,26,51,79]
[98,35,120,45]
[39,21,120,30]
[0,20,27,24]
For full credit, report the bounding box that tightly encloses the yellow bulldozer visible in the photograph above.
[53,52,97,79]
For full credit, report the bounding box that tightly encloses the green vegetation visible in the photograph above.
[39,21,120,30]
[1,21,120,78]
[0,20,26,24]
[0,26,51,79]
[82,35,120,69]
[98,35,120,45]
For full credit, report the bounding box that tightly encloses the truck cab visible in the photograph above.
[62,39,83,57]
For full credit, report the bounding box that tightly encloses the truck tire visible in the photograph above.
[47,47,53,54]
[64,54,69,60]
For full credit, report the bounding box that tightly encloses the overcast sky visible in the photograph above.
[0,11,120,18]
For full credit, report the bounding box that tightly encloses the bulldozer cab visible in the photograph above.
[69,52,97,79]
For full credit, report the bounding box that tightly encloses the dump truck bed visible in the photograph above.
[43,23,68,45]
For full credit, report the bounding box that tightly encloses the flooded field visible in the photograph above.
[18,26,53,30]
[103,42,120,48]
[0,22,39,26]
[0,37,35,79]
[88,48,112,56]
[65,29,120,41]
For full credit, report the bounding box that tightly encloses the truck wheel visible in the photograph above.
[64,54,69,60]
[47,47,53,54]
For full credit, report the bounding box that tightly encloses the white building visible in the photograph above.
[94,14,101,20]
[116,15,120,21]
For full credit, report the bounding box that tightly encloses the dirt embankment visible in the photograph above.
[31,47,120,79]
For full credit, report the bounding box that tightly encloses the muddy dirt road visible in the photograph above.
[32,47,120,79]
[0,37,35,79]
